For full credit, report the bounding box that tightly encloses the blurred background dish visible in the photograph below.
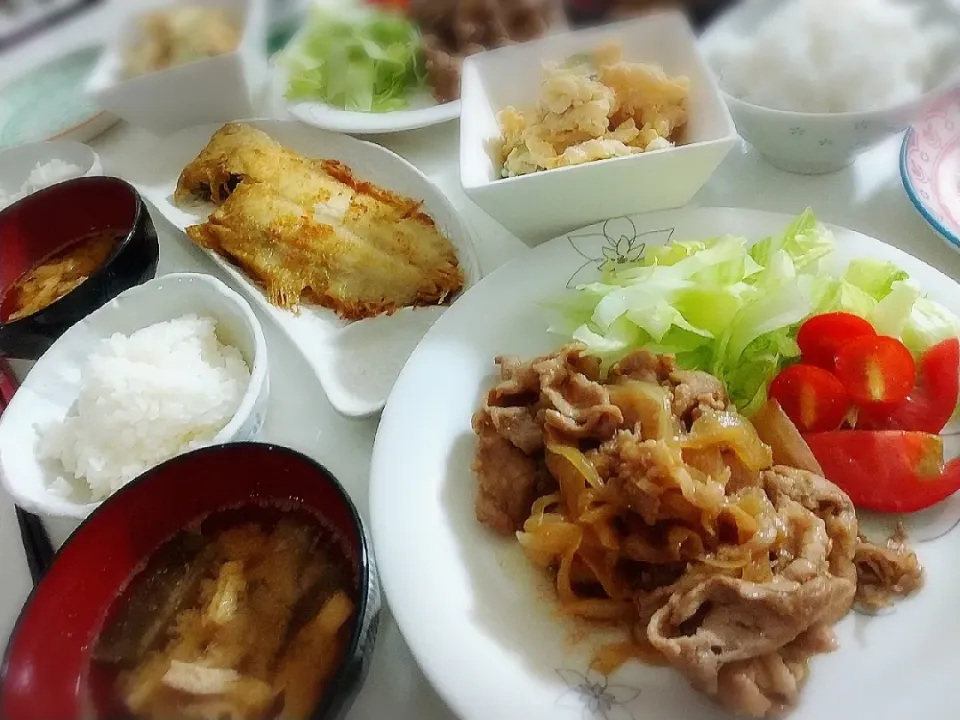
[901,88,960,253]
[0,442,380,720]
[0,175,159,360]
[0,45,117,149]
[699,0,960,174]
[460,11,736,241]
[86,0,268,136]
[0,273,269,519]
[277,0,567,135]
[0,0,104,52]
[0,140,101,211]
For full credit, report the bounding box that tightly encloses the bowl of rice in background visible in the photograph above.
[699,0,960,174]
[0,141,102,212]
[0,140,103,210]
[0,272,269,519]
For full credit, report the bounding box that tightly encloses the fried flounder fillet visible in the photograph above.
[187,183,463,320]
[174,123,348,208]
[176,123,465,320]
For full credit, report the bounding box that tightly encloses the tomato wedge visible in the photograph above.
[857,337,960,434]
[833,335,916,405]
[797,312,877,370]
[804,430,959,513]
[767,364,850,433]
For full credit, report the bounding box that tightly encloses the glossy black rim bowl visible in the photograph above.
[0,175,160,360]
[1,442,382,720]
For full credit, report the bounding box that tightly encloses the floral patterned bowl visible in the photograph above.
[900,90,960,251]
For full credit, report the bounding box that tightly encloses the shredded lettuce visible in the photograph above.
[551,209,960,415]
[814,259,960,356]
[283,3,425,113]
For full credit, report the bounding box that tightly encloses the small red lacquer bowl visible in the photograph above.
[0,442,381,720]
[0,175,159,360]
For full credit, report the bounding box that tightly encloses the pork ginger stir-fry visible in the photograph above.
[471,344,925,718]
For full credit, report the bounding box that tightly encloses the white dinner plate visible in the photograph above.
[132,118,481,418]
[370,207,960,720]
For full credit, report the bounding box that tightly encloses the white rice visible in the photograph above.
[710,0,956,113]
[0,159,84,211]
[38,314,251,501]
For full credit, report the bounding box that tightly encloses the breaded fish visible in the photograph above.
[187,183,463,320]
[175,122,465,320]
[174,123,346,208]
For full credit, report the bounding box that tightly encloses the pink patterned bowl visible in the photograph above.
[901,89,960,251]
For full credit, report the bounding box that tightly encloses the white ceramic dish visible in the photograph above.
[0,140,101,210]
[370,206,960,720]
[275,23,461,135]
[85,0,268,136]
[900,88,960,252]
[132,118,481,418]
[0,273,269,519]
[459,11,738,244]
[699,0,960,175]
[0,46,118,150]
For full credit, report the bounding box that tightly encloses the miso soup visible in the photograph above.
[2,229,124,323]
[84,504,358,720]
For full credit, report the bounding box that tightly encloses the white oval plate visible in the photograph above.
[131,119,481,418]
[370,207,960,720]
[286,85,461,135]
[901,88,960,252]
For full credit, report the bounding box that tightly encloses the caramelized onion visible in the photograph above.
[750,399,824,475]
[608,381,676,440]
[682,410,774,472]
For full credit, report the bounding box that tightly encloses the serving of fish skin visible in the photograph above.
[176,123,465,321]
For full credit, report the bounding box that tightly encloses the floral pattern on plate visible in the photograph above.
[555,668,641,720]
[900,89,960,250]
[565,218,675,288]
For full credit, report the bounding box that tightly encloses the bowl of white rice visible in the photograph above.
[700,0,960,174]
[0,272,269,518]
[0,141,102,211]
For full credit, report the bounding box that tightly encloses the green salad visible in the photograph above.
[551,210,960,414]
[283,3,425,113]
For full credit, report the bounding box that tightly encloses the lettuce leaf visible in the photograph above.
[283,4,424,113]
[553,209,833,412]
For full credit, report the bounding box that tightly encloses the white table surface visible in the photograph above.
[2,3,960,718]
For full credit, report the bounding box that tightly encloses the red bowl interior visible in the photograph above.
[0,443,365,720]
[0,177,139,321]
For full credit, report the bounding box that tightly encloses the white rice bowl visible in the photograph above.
[0,159,85,210]
[37,314,250,501]
[709,0,958,114]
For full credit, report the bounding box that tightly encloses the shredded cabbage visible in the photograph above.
[283,3,425,113]
[551,209,960,415]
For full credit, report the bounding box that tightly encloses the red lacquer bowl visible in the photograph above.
[0,442,381,720]
[0,175,159,360]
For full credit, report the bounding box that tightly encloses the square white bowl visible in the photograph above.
[85,0,268,136]
[460,10,738,244]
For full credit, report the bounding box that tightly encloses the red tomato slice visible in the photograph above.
[804,430,958,513]
[797,312,877,370]
[833,335,916,405]
[857,337,960,434]
[767,364,851,433]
